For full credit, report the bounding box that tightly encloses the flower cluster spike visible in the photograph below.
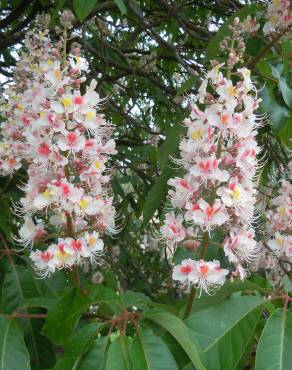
[263,0,292,35]
[0,14,117,277]
[160,62,263,294]
[267,170,292,260]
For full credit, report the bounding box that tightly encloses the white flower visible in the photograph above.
[160,213,186,245]
[173,259,228,295]
[84,231,104,262]
[185,198,229,232]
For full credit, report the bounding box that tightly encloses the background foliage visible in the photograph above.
[0,0,291,369]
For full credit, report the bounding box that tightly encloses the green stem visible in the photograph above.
[183,286,196,319]
[183,231,210,319]
[183,134,223,319]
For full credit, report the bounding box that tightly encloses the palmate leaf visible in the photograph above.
[105,336,132,370]
[144,309,206,370]
[43,286,118,345]
[78,335,110,370]
[255,308,292,370]
[0,317,30,370]
[130,327,178,370]
[185,296,265,370]
[53,322,101,370]
[1,265,59,369]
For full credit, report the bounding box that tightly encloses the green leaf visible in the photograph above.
[43,288,91,345]
[205,4,263,61]
[105,336,132,370]
[144,309,206,370]
[161,331,193,369]
[187,279,268,314]
[79,336,110,370]
[282,39,292,75]
[130,327,179,370]
[73,0,98,22]
[0,317,30,370]
[26,319,56,370]
[120,290,151,310]
[185,296,264,370]
[176,76,198,97]
[255,308,292,370]
[279,78,292,109]
[283,276,292,293]
[53,322,101,370]
[1,266,40,314]
[260,85,290,133]
[43,286,117,345]
[20,297,56,310]
[142,165,174,226]
[114,0,127,14]
[0,266,56,369]
[0,198,12,239]
[158,123,186,171]
[278,115,292,149]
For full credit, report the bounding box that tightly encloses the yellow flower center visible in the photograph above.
[278,207,287,218]
[231,187,241,200]
[95,161,101,169]
[42,189,54,198]
[191,129,203,141]
[227,85,236,97]
[88,236,96,247]
[275,236,284,246]
[56,250,70,261]
[54,69,61,80]
[47,59,53,66]
[61,97,72,107]
[86,111,95,120]
[79,198,89,209]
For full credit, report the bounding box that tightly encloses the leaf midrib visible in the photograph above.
[202,300,264,353]
[279,309,286,370]
[0,319,12,370]
[146,311,205,370]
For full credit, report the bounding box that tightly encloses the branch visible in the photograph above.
[0,0,33,29]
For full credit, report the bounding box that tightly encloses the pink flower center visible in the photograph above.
[67,132,78,146]
[205,205,220,220]
[220,112,230,125]
[38,143,50,157]
[70,240,83,251]
[199,264,209,276]
[41,251,53,262]
[180,264,193,274]
[73,96,84,105]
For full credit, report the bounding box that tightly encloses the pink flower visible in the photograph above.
[185,198,229,232]
[173,259,228,295]
[223,229,258,265]
[160,213,186,245]
[190,156,229,184]
[58,130,85,153]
